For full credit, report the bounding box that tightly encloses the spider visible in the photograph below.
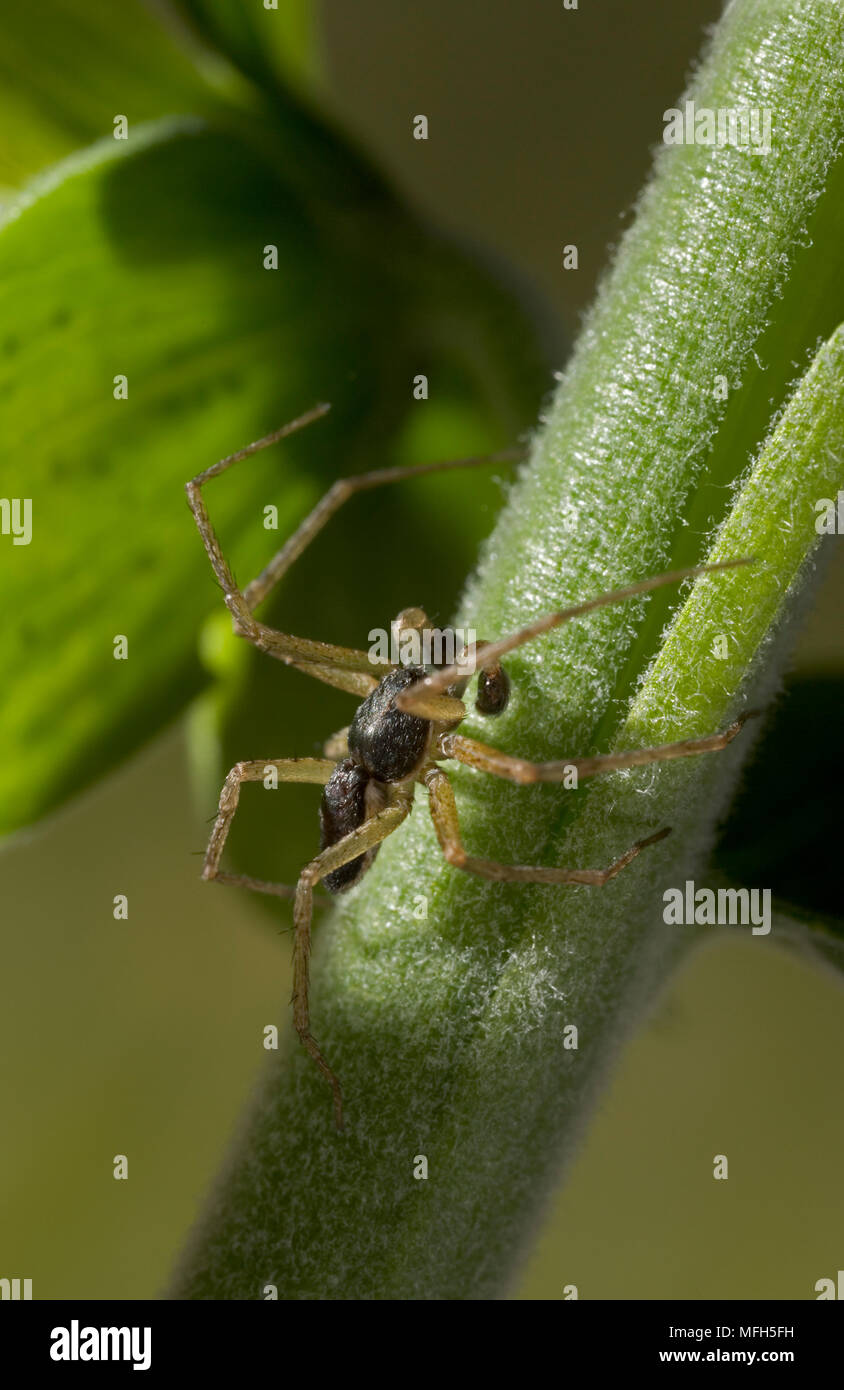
[186,402,755,1130]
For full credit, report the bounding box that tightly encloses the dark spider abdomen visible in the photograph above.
[348,665,431,782]
[319,758,381,894]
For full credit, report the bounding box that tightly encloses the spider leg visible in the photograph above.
[396,558,755,713]
[293,795,413,1130]
[186,405,524,691]
[425,767,669,884]
[185,404,382,692]
[241,440,523,692]
[406,693,468,722]
[438,710,759,785]
[201,757,336,898]
[242,443,526,613]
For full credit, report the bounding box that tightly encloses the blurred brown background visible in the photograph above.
[1,0,842,1299]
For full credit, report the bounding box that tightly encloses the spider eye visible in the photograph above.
[475,664,510,716]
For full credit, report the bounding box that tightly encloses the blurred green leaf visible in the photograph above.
[0,108,546,839]
[0,117,405,836]
[168,0,323,99]
[0,1,215,189]
[0,4,549,850]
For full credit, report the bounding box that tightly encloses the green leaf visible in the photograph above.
[169,0,844,1300]
[168,0,323,100]
[0,1,215,189]
[0,118,404,836]
[0,106,546,839]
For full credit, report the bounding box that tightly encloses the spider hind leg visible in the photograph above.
[425,766,669,886]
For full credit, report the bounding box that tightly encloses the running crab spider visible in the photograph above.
[186,402,755,1130]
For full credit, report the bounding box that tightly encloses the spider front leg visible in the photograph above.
[293,796,413,1131]
[425,767,669,885]
[186,403,524,692]
[202,757,336,897]
[185,404,382,691]
[438,710,759,785]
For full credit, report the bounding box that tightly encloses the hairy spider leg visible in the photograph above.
[438,711,760,784]
[293,794,414,1130]
[201,757,336,897]
[186,404,379,694]
[185,401,525,694]
[425,766,670,883]
[200,754,410,1128]
[241,442,526,614]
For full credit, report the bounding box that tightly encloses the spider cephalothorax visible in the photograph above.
[319,666,434,893]
[347,665,434,784]
[186,402,756,1130]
